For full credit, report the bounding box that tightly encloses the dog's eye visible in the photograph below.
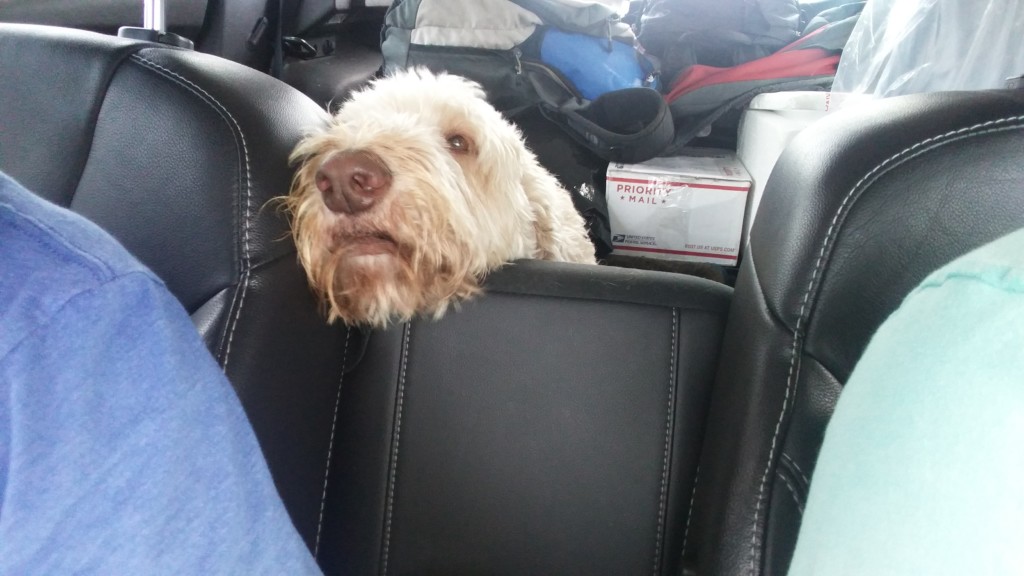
[446,134,470,154]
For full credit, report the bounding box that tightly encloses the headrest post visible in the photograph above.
[143,0,166,34]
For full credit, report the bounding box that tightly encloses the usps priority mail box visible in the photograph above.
[606,150,751,266]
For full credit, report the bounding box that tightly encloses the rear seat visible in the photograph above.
[0,22,732,575]
[318,261,729,575]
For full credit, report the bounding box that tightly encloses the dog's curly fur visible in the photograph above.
[284,68,595,327]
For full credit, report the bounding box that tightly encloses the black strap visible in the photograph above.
[551,88,674,163]
[268,0,284,77]
[523,63,674,163]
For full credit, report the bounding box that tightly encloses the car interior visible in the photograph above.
[1,0,1023,574]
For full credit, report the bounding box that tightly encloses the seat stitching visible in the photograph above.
[314,327,352,558]
[679,464,701,559]
[381,323,412,576]
[748,114,1024,575]
[653,308,678,576]
[781,452,810,486]
[777,473,804,515]
[127,54,253,369]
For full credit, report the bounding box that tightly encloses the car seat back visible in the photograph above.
[683,88,1024,575]
[0,23,347,550]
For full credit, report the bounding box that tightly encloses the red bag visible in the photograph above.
[661,15,856,154]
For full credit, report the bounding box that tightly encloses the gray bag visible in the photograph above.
[381,0,633,110]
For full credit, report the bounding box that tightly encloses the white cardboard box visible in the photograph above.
[606,150,751,266]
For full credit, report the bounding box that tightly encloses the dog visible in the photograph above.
[284,68,596,327]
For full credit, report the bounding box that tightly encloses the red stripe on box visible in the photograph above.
[606,176,749,192]
[613,244,737,261]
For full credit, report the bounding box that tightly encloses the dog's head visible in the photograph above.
[286,68,550,326]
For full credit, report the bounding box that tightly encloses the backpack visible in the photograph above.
[380,0,674,163]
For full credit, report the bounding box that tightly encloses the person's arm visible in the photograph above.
[0,271,323,575]
[789,229,1024,576]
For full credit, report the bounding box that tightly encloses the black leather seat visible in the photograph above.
[316,261,731,576]
[0,23,348,551]
[681,89,1024,576]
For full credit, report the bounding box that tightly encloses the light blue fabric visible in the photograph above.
[540,29,653,100]
[789,227,1024,575]
[0,172,323,575]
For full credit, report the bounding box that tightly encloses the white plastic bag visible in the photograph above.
[833,0,1024,97]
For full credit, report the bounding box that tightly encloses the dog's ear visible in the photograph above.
[519,156,597,264]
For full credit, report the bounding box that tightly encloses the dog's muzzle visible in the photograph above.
[316,151,391,215]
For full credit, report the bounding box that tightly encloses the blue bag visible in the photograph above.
[539,29,659,100]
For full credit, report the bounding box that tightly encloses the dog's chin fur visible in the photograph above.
[285,68,595,327]
[313,251,479,327]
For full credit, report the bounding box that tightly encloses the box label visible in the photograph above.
[606,153,751,266]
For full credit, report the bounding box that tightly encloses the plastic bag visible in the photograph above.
[832,0,1024,97]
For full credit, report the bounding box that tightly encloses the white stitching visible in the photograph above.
[777,473,804,515]
[679,464,701,559]
[128,54,253,369]
[653,308,678,576]
[746,113,1024,575]
[314,327,352,558]
[381,323,411,576]
[781,452,810,486]
[221,269,251,368]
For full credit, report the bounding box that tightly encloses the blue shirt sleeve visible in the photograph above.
[0,175,323,574]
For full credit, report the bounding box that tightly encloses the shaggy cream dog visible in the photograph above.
[285,68,595,327]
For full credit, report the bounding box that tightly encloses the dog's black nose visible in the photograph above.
[315,151,391,214]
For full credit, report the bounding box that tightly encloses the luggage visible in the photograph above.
[661,11,860,153]
[380,0,674,164]
[638,0,801,81]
